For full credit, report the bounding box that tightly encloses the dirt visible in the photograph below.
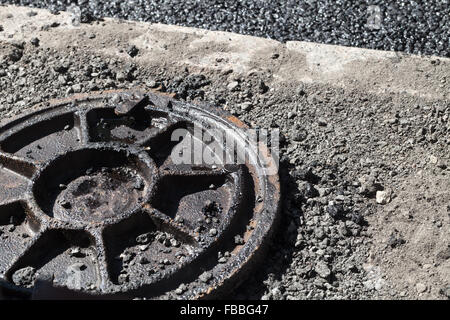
[0,6,449,300]
[366,172,449,299]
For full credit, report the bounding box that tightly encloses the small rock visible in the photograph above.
[315,261,331,278]
[437,161,447,169]
[363,280,375,290]
[58,75,68,85]
[163,238,172,247]
[116,70,129,81]
[118,273,129,284]
[327,203,345,219]
[240,102,252,111]
[287,111,296,119]
[386,118,398,125]
[146,80,157,88]
[227,81,239,91]
[199,271,213,283]
[388,229,405,248]
[72,84,82,93]
[303,183,319,199]
[437,246,450,260]
[60,200,71,209]
[292,131,307,142]
[218,257,227,264]
[127,45,139,57]
[314,227,325,240]
[136,233,152,244]
[440,286,450,298]
[293,168,318,183]
[170,238,180,247]
[133,179,144,190]
[30,37,40,47]
[376,190,391,204]
[110,94,122,105]
[175,283,187,295]
[209,228,218,236]
[374,278,386,291]
[139,244,149,251]
[350,212,364,225]
[12,267,36,287]
[337,223,349,237]
[69,247,85,258]
[8,48,23,62]
[258,80,269,93]
[317,118,327,126]
[358,175,382,197]
[271,287,282,299]
[138,256,149,265]
[53,63,69,74]
[416,127,426,137]
[234,235,245,245]
[429,155,438,164]
[174,216,184,224]
[119,250,135,263]
[416,283,427,293]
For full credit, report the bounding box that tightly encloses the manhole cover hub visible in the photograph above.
[31,146,157,226]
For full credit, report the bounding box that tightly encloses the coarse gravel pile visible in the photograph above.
[0,0,449,57]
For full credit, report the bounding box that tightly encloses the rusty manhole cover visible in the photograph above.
[0,90,280,299]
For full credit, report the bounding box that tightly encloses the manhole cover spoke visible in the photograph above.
[135,119,185,149]
[87,228,115,291]
[74,111,91,146]
[143,206,199,245]
[0,151,40,179]
[0,90,280,299]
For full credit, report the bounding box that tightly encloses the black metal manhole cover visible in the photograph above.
[0,90,280,299]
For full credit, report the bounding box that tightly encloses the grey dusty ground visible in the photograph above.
[0,6,449,300]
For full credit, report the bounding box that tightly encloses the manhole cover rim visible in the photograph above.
[0,89,280,299]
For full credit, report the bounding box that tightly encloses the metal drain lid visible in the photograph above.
[0,90,280,299]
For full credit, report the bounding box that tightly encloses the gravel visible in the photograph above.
[0,0,449,57]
